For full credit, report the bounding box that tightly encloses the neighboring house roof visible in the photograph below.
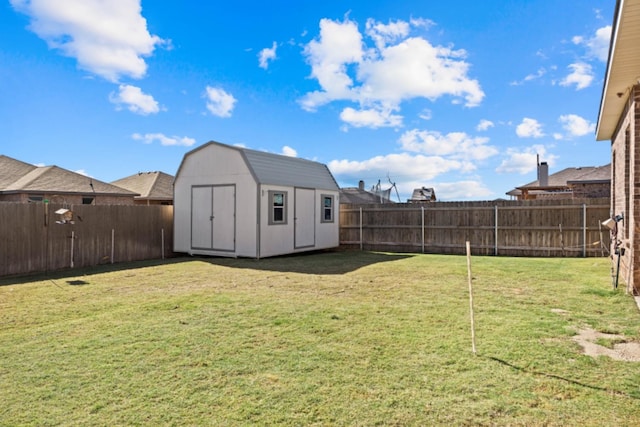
[112,171,174,201]
[408,187,436,202]
[179,141,340,191]
[596,0,640,140]
[0,155,137,196]
[340,187,393,204]
[507,164,611,196]
[0,155,37,188]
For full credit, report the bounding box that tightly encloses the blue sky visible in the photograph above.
[1,0,614,201]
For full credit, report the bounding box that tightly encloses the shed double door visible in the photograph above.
[191,185,235,252]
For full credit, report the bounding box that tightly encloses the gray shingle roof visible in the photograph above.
[340,187,393,204]
[508,164,611,196]
[182,141,339,191]
[519,164,611,188]
[0,155,137,196]
[0,155,37,188]
[112,171,174,200]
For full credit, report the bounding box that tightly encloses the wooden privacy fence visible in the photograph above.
[339,199,611,257]
[0,203,173,277]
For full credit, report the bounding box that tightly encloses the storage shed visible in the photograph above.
[173,141,340,258]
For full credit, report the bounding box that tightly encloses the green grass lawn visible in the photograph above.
[1,251,639,426]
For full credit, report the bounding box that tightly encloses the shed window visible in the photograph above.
[269,191,287,225]
[321,195,334,223]
[82,196,95,205]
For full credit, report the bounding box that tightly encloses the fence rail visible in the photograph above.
[0,203,173,277]
[339,199,611,257]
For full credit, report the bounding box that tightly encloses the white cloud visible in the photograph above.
[132,132,196,147]
[511,68,547,86]
[258,41,277,69]
[573,25,611,62]
[329,152,464,182]
[109,84,161,115]
[339,106,403,128]
[524,68,546,82]
[329,127,498,197]
[558,114,595,137]
[476,119,494,131]
[281,146,297,157]
[300,16,484,129]
[419,109,432,120]
[399,129,497,161]
[357,37,484,106]
[300,17,363,110]
[559,62,594,90]
[496,144,557,174]
[432,180,493,201]
[204,86,237,117]
[365,18,410,50]
[516,118,545,138]
[10,0,166,82]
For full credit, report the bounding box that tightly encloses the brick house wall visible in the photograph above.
[0,193,136,205]
[610,85,640,293]
[569,182,611,198]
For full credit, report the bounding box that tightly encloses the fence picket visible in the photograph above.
[339,198,610,257]
[0,203,174,277]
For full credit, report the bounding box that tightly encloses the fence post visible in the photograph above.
[494,205,498,256]
[161,228,165,260]
[70,230,75,268]
[421,206,425,253]
[359,207,363,251]
[583,203,587,257]
[111,229,115,264]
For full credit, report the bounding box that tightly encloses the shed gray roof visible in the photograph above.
[182,141,340,191]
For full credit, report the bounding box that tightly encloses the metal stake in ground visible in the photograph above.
[466,241,477,355]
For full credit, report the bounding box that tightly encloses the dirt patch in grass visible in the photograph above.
[572,328,640,362]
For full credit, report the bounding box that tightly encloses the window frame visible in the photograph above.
[321,194,334,223]
[268,190,288,225]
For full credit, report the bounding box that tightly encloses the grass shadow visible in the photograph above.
[0,257,188,287]
[191,248,416,275]
[0,249,415,285]
[486,355,640,400]
[66,280,90,286]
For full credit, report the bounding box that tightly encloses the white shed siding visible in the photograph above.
[316,192,340,249]
[175,140,340,258]
[174,144,258,257]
